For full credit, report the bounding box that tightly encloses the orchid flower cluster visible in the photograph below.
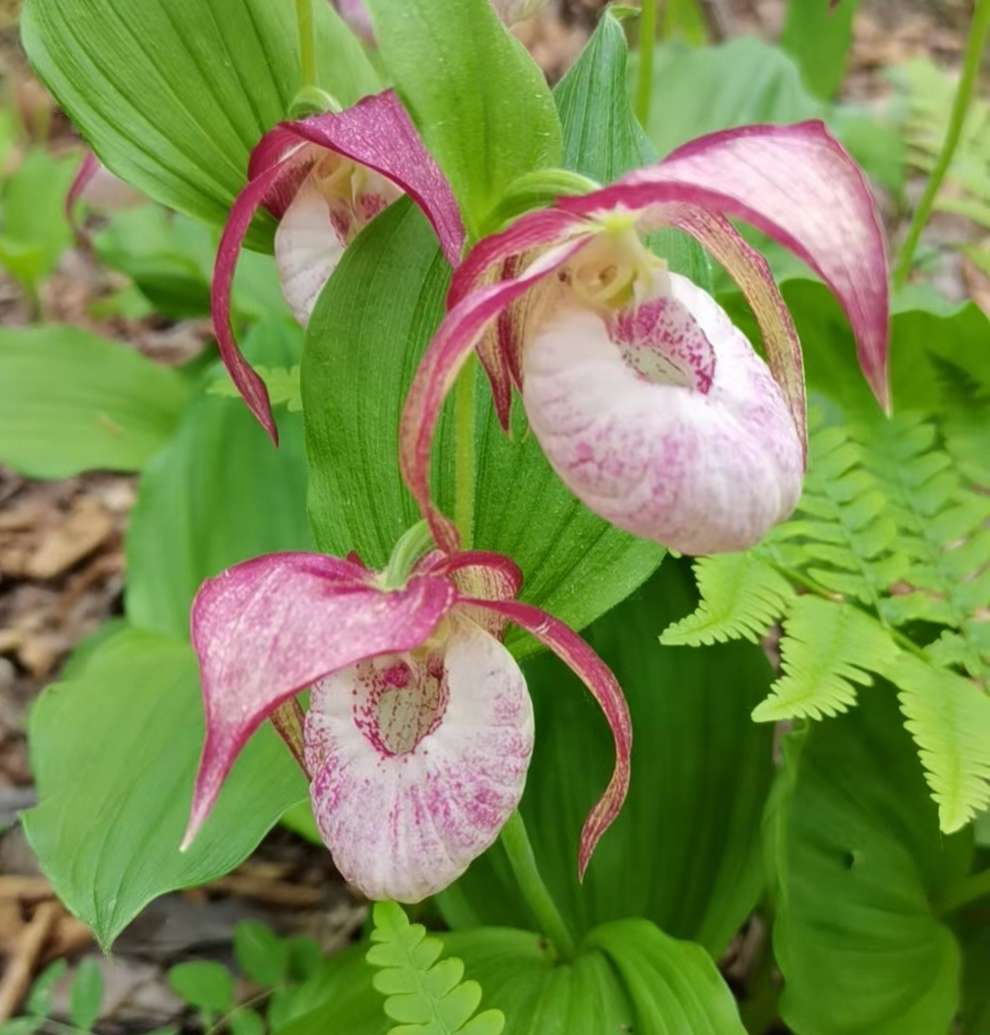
[181,5,889,906]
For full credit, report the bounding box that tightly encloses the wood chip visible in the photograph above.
[26,497,114,580]
[0,900,60,1021]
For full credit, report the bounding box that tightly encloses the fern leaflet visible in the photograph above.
[752,597,900,722]
[660,553,794,646]
[367,902,504,1035]
[886,653,990,832]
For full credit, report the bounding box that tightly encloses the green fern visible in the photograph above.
[660,553,794,646]
[887,653,990,832]
[366,902,505,1035]
[208,365,302,412]
[752,597,900,722]
[660,403,990,834]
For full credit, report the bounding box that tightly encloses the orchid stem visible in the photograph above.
[893,0,990,290]
[499,811,578,961]
[295,0,318,92]
[635,0,658,128]
[453,358,477,548]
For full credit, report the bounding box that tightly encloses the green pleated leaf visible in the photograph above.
[780,0,862,100]
[364,0,560,238]
[586,919,746,1034]
[0,325,190,478]
[21,0,379,247]
[554,10,710,288]
[766,688,973,1035]
[126,319,313,640]
[634,36,823,159]
[438,560,774,957]
[302,201,661,649]
[276,920,743,1035]
[22,628,306,950]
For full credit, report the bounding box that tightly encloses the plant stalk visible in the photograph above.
[893,0,990,289]
[939,865,990,915]
[499,812,578,961]
[453,358,477,548]
[635,0,658,128]
[295,0,318,92]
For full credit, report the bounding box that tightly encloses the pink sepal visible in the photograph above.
[183,552,456,847]
[467,597,632,879]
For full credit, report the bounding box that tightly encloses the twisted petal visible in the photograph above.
[183,552,456,847]
[469,597,631,878]
[306,620,534,901]
[523,274,803,553]
[401,237,589,552]
[213,90,465,441]
[561,121,890,410]
[66,152,143,234]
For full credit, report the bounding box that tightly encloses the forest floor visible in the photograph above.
[0,1,984,1031]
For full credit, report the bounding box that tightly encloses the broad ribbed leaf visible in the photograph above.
[438,561,774,956]
[126,319,312,640]
[22,628,306,949]
[364,0,560,238]
[0,325,190,478]
[780,0,862,100]
[302,201,661,649]
[22,0,379,248]
[767,688,972,1035]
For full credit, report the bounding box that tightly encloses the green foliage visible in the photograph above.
[364,0,560,239]
[665,287,990,833]
[753,596,900,722]
[69,958,104,1033]
[439,561,774,958]
[767,689,972,1035]
[209,365,302,413]
[22,0,379,247]
[660,553,794,646]
[22,628,306,949]
[0,324,190,479]
[169,961,235,1014]
[235,921,291,987]
[780,0,861,100]
[0,148,76,294]
[367,902,505,1035]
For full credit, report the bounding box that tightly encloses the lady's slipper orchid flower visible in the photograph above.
[213,89,464,442]
[181,544,630,903]
[401,121,889,556]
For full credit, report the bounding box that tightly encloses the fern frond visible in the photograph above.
[208,365,302,412]
[752,597,900,723]
[771,416,906,609]
[660,553,794,646]
[366,902,504,1035]
[855,413,990,687]
[887,654,990,832]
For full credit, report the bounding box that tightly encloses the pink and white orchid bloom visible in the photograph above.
[213,89,464,442]
[181,544,630,903]
[401,121,890,557]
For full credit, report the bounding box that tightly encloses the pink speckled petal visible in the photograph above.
[667,206,807,451]
[211,149,311,443]
[521,273,804,553]
[250,93,464,267]
[401,238,589,552]
[183,552,457,848]
[559,121,890,409]
[305,620,534,902]
[470,597,630,879]
[422,550,524,638]
[274,177,347,325]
